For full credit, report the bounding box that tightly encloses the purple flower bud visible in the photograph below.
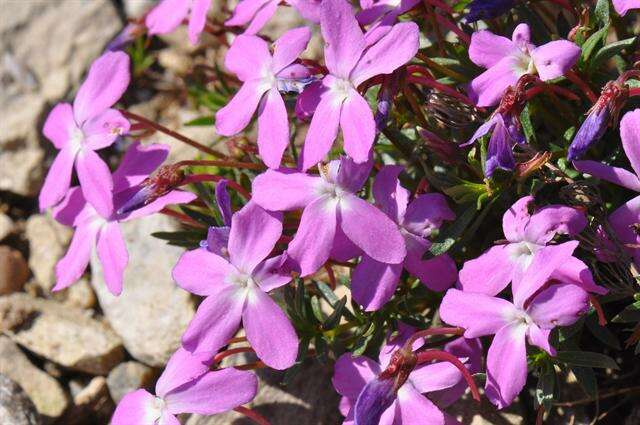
[466,0,519,23]
[567,105,610,160]
[353,376,396,425]
[116,185,153,215]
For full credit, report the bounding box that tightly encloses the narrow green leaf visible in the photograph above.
[594,0,610,26]
[585,315,621,350]
[590,37,638,72]
[580,26,609,64]
[322,296,348,330]
[427,205,477,257]
[554,351,619,370]
[535,366,556,411]
[184,116,215,127]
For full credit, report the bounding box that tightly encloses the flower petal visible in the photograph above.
[223,34,272,82]
[320,0,366,78]
[341,90,376,164]
[252,169,321,211]
[272,26,312,74]
[172,249,236,296]
[336,154,374,193]
[145,0,190,36]
[39,147,77,211]
[257,88,289,169]
[351,255,403,311]
[527,283,589,329]
[243,0,279,35]
[458,245,514,296]
[372,165,408,222]
[526,324,554,356]
[215,79,270,136]
[485,323,528,409]
[332,353,381,400]
[439,288,517,338]
[468,55,524,107]
[82,108,130,150]
[215,180,233,226]
[574,160,640,192]
[52,187,91,227]
[610,196,640,265]
[111,389,160,425]
[96,221,128,295]
[395,384,445,425]
[53,223,99,291]
[405,236,457,292]
[300,89,343,171]
[550,256,608,295]
[502,196,533,242]
[485,115,515,177]
[76,148,115,219]
[530,40,580,81]
[567,106,610,160]
[112,142,169,193]
[165,368,258,415]
[402,193,455,238]
[287,197,338,276]
[243,287,298,369]
[155,347,210,398]
[188,0,212,44]
[43,103,76,149]
[73,51,130,124]
[523,204,587,244]
[621,109,640,177]
[339,195,406,264]
[468,30,516,68]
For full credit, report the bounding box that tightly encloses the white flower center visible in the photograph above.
[507,241,542,269]
[70,127,85,151]
[331,78,353,102]
[230,272,256,289]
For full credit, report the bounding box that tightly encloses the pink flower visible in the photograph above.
[252,156,406,277]
[458,196,609,297]
[440,257,598,408]
[574,108,640,266]
[468,23,580,106]
[215,27,312,168]
[333,324,482,424]
[145,0,212,44]
[52,142,196,295]
[351,166,457,311]
[172,202,299,370]
[613,0,639,16]
[298,0,419,170]
[112,347,257,424]
[40,51,130,217]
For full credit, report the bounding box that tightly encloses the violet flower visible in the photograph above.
[199,180,233,255]
[613,0,639,16]
[226,0,322,35]
[351,165,457,311]
[40,51,130,218]
[112,347,257,424]
[574,108,640,266]
[252,156,406,277]
[172,202,299,370]
[458,196,608,297]
[215,27,312,169]
[441,258,601,409]
[52,142,196,295]
[465,0,518,23]
[468,23,580,107]
[298,0,419,170]
[145,0,212,45]
[333,324,482,424]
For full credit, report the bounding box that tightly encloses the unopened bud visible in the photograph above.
[117,165,185,215]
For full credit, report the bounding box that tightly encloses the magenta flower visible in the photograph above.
[440,261,595,409]
[298,0,419,170]
[145,0,212,44]
[458,195,602,296]
[172,202,299,370]
[112,347,257,424]
[574,108,640,266]
[613,0,639,15]
[468,23,580,106]
[40,51,130,218]
[52,142,196,295]
[252,156,406,277]
[351,166,457,311]
[215,27,312,168]
[333,325,482,424]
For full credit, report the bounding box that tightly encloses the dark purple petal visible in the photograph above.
[567,105,610,160]
[353,377,396,425]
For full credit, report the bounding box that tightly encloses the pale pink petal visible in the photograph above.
[439,288,518,338]
[396,384,444,425]
[73,51,130,124]
[224,34,272,82]
[526,324,554,355]
[82,108,130,150]
[485,323,528,409]
[287,197,338,276]
[300,88,343,171]
[574,160,640,192]
[523,205,587,244]
[402,193,455,238]
[182,287,246,357]
[295,80,325,120]
[43,103,76,149]
[351,255,403,311]
[252,169,321,211]
[172,249,236,296]
[332,353,381,400]
[502,195,533,242]
[53,223,99,291]
[336,155,373,193]
[330,225,362,261]
[531,40,580,81]
[146,0,190,35]
[243,0,279,35]
[409,362,466,394]
[39,146,77,211]
[621,109,640,176]
[155,347,210,398]
[610,196,640,265]
[468,55,525,107]
[613,0,640,15]
[252,254,291,291]
[550,256,608,295]
[468,30,517,68]
[372,165,409,222]
[272,26,312,74]
[52,187,92,227]
[340,90,376,164]
[228,202,282,272]
[188,0,212,44]
[320,0,366,78]
[404,235,457,292]
[339,195,406,264]
[350,22,419,87]
[458,245,514,296]
[257,88,289,169]
[96,221,128,295]
[76,148,114,219]
[527,283,590,329]
[111,389,160,425]
[165,368,257,415]
[511,23,531,50]
[112,142,169,191]
[288,0,322,22]
[243,287,298,369]
[226,0,271,27]
[215,79,271,136]
[157,413,180,425]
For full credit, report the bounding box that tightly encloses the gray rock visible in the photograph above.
[186,360,341,425]
[0,293,124,375]
[25,214,72,292]
[107,361,156,403]
[0,336,68,420]
[0,374,42,425]
[51,278,97,310]
[61,377,115,425]
[92,214,195,367]
[0,213,14,241]
[0,246,29,295]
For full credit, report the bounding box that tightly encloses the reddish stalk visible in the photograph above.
[415,350,481,402]
[160,208,206,227]
[406,326,465,348]
[228,336,247,344]
[235,361,266,370]
[565,71,598,103]
[234,406,272,425]
[324,264,337,290]
[214,347,255,364]
[176,159,265,171]
[629,87,640,97]
[589,294,607,326]
[407,75,476,107]
[120,109,229,159]
[434,13,471,45]
[424,0,454,14]
[181,174,251,199]
[526,84,581,102]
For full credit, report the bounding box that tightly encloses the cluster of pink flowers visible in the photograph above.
[38,0,639,423]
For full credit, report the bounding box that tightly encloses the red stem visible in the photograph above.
[176,159,265,171]
[415,350,481,402]
[406,75,476,107]
[406,326,465,348]
[424,0,454,13]
[565,71,598,103]
[629,87,640,97]
[434,13,470,45]
[234,406,272,425]
[213,347,255,364]
[324,264,337,290]
[589,294,607,326]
